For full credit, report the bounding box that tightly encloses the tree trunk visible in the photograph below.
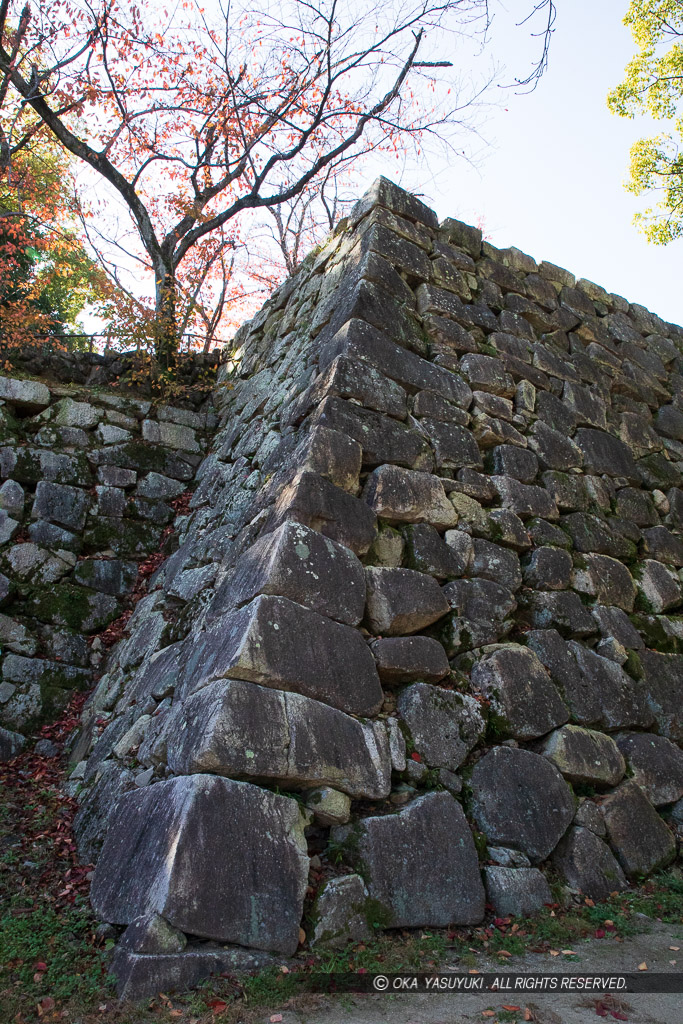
[154,262,178,368]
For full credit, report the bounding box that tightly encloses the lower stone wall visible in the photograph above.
[0,368,216,754]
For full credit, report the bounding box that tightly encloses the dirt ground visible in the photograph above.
[259,920,683,1024]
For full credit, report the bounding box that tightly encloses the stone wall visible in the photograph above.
[67,178,683,1000]
[0,373,216,755]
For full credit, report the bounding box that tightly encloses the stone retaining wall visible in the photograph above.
[66,178,683,1000]
[0,374,216,755]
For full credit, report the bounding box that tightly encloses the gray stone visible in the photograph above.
[574,799,606,836]
[418,419,482,471]
[0,479,24,515]
[52,398,99,429]
[334,791,485,927]
[470,746,575,863]
[575,428,640,483]
[569,643,653,731]
[523,547,572,590]
[526,591,597,637]
[73,559,138,596]
[370,636,449,684]
[110,946,273,1002]
[98,465,138,489]
[305,787,351,826]
[91,774,309,954]
[364,566,449,635]
[73,761,136,863]
[640,650,683,744]
[0,724,25,760]
[471,539,522,591]
[289,353,408,423]
[312,875,371,947]
[470,644,568,740]
[209,521,366,626]
[591,605,644,650]
[397,682,485,770]
[0,509,19,544]
[641,525,683,566]
[571,554,636,613]
[178,595,383,716]
[483,867,552,917]
[552,826,627,900]
[165,678,391,800]
[363,464,457,529]
[537,725,626,786]
[142,419,200,452]
[615,732,683,807]
[634,559,683,612]
[491,476,559,520]
[562,382,607,430]
[136,472,186,500]
[443,578,517,621]
[491,444,538,482]
[312,396,432,470]
[271,470,377,555]
[528,420,583,471]
[488,847,531,868]
[31,480,90,532]
[34,739,58,757]
[404,522,467,578]
[0,375,50,412]
[600,780,676,879]
[119,913,187,954]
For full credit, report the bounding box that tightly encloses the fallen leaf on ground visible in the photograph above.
[561,949,577,955]
[481,1012,495,1018]
[270,1016,284,1023]
[637,962,647,971]
[670,946,680,951]
[549,949,560,956]
[502,1006,521,1012]
[497,949,512,957]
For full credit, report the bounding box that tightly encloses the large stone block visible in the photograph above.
[404,522,467,578]
[537,725,626,787]
[363,464,457,528]
[319,319,472,409]
[334,792,484,927]
[165,678,391,800]
[569,643,653,731]
[287,354,408,424]
[364,566,449,635]
[483,867,552,917]
[491,476,559,520]
[312,875,371,948]
[552,826,627,900]
[370,636,449,684]
[470,644,568,740]
[0,375,50,412]
[311,396,432,469]
[640,650,683,744]
[31,480,90,532]
[270,470,377,555]
[208,522,366,626]
[90,775,309,954]
[417,419,482,470]
[634,559,683,613]
[470,746,574,863]
[177,594,383,716]
[397,681,484,770]
[575,428,640,483]
[600,781,676,880]
[615,732,683,807]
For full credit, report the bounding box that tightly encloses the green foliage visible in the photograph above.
[608,1,683,243]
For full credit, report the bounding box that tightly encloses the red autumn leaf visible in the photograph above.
[595,1004,608,1017]
[610,1013,628,1021]
[502,1007,521,1012]
[206,998,228,1013]
[410,752,422,762]
[595,929,605,938]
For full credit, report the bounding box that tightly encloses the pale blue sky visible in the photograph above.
[372,1,683,327]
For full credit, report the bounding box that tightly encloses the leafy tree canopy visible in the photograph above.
[608,0,683,244]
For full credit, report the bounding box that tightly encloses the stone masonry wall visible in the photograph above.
[68,178,683,1000]
[0,373,216,755]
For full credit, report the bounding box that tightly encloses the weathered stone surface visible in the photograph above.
[364,566,449,635]
[397,682,484,770]
[305,787,351,826]
[418,419,482,470]
[209,521,366,626]
[142,419,200,452]
[523,546,572,590]
[119,913,187,955]
[165,679,391,799]
[290,353,408,422]
[525,591,597,637]
[483,867,552,917]
[470,746,575,863]
[31,480,90,531]
[491,476,559,520]
[471,539,522,591]
[0,724,25,760]
[110,946,273,1002]
[443,578,516,621]
[571,554,636,612]
[615,732,683,807]
[177,595,383,716]
[470,644,568,740]
[0,375,50,412]
[574,428,640,482]
[639,650,683,744]
[73,558,137,596]
[335,792,485,927]
[537,725,626,786]
[528,420,583,471]
[363,464,457,528]
[91,774,309,954]
[271,471,377,555]
[552,826,627,900]
[312,396,432,469]
[491,444,538,482]
[569,643,653,731]
[312,875,371,947]
[634,558,683,613]
[370,636,449,684]
[600,780,676,880]
[404,522,466,578]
